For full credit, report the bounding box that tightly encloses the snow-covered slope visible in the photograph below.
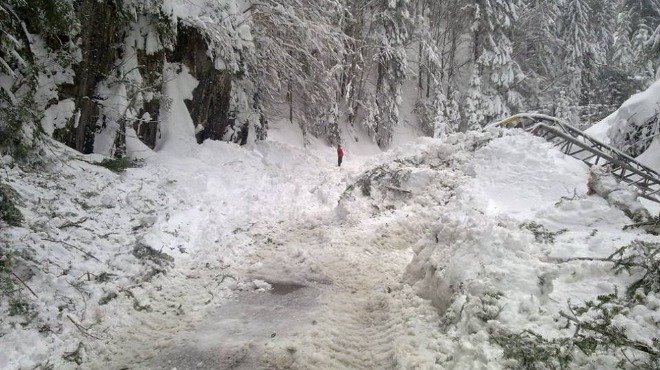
[1,128,658,368]
[406,131,659,367]
[0,136,355,368]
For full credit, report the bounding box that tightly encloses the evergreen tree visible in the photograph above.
[626,0,660,81]
[0,0,77,156]
[250,0,347,142]
[651,24,660,78]
[612,9,635,68]
[463,70,485,131]
[468,0,522,126]
[560,0,594,105]
[513,0,562,115]
[600,6,643,109]
[632,24,655,78]
[373,0,412,147]
[430,90,448,139]
[625,0,660,34]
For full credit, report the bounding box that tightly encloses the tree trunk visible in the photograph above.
[56,0,122,154]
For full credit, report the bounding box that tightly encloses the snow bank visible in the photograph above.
[405,130,660,367]
[468,134,588,218]
[4,123,658,368]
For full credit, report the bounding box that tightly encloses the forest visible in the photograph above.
[1,0,659,158]
[1,1,660,369]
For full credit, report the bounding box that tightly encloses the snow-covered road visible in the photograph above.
[97,137,455,368]
[4,130,658,368]
[144,213,445,369]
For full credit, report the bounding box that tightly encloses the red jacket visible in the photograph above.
[337,146,344,157]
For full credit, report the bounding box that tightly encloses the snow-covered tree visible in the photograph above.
[250,0,347,142]
[0,0,77,156]
[612,9,635,68]
[463,70,485,131]
[2,0,658,153]
[560,0,593,105]
[599,4,649,109]
[651,24,660,78]
[626,0,660,82]
[466,0,522,127]
[411,0,464,138]
[373,0,412,147]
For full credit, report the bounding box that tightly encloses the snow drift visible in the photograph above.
[588,80,660,172]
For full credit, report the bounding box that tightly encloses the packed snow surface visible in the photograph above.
[1,129,659,368]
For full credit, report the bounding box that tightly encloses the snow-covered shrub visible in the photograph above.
[603,80,660,158]
[0,183,23,226]
[436,239,660,368]
[551,241,660,368]
[94,158,141,173]
[490,329,574,369]
[0,94,38,159]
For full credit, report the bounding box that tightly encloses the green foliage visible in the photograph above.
[560,242,659,364]
[0,252,30,317]
[0,183,23,226]
[342,165,389,199]
[491,330,574,369]
[623,216,660,235]
[490,241,660,368]
[12,0,78,38]
[520,222,568,244]
[94,158,141,173]
[0,92,38,159]
[0,0,70,159]
[608,241,659,300]
[475,291,504,322]
[561,292,659,366]
[1,2,31,75]
[360,177,372,196]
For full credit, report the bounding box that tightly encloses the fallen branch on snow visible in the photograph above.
[66,315,103,340]
[43,238,102,263]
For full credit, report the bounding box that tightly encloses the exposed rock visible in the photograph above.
[168,25,234,144]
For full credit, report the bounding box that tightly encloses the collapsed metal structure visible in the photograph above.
[492,113,660,203]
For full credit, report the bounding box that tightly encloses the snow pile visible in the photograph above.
[153,63,199,156]
[587,166,650,222]
[405,130,660,367]
[0,143,174,369]
[588,80,660,172]
[0,134,353,368]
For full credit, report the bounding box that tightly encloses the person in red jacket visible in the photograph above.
[337,144,344,167]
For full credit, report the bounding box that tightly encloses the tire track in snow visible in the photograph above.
[96,142,462,369]
[246,216,445,369]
